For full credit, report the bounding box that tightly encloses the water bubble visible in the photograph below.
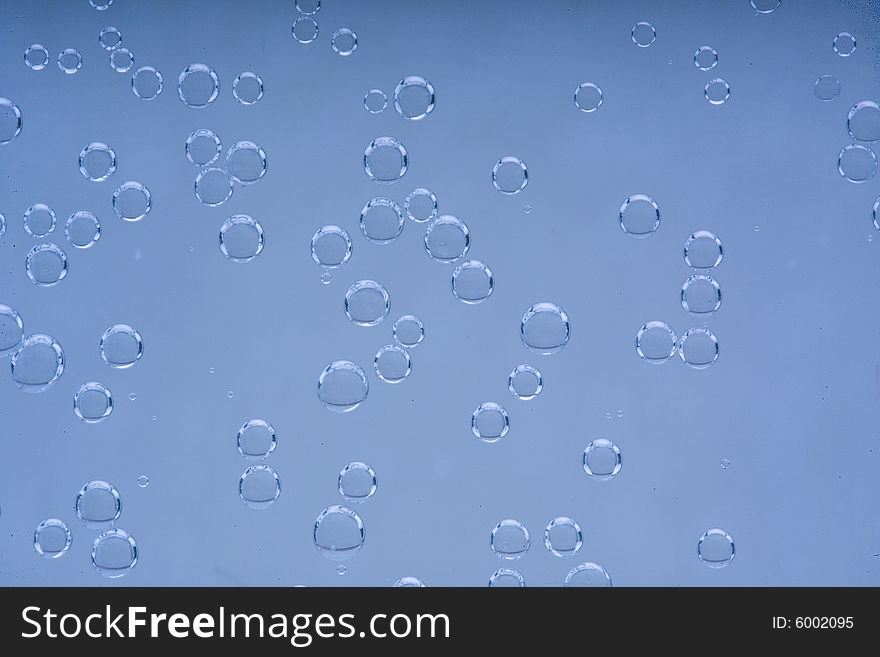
[631,21,656,47]
[336,565,347,575]
[452,260,494,304]
[636,321,677,363]
[697,528,735,568]
[185,128,221,166]
[405,188,438,223]
[311,225,352,267]
[178,63,220,108]
[392,315,424,348]
[574,82,603,112]
[490,519,530,559]
[331,28,358,56]
[100,324,144,369]
[23,203,57,237]
[232,71,264,105]
[195,167,234,206]
[110,48,134,73]
[364,89,387,113]
[694,46,718,70]
[321,272,332,284]
[489,568,526,587]
[225,140,268,185]
[720,458,731,470]
[472,402,509,442]
[137,475,149,487]
[544,517,583,557]
[318,360,369,412]
[619,194,660,236]
[78,142,117,182]
[750,0,781,12]
[364,136,408,184]
[874,196,880,231]
[131,66,163,100]
[704,78,731,105]
[57,48,82,74]
[393,75,436,120]
[11,334,64,392]
[523,204,533,214]
[227,390,234,399]
[679,328,719,369]
[846,101,880,142]
[0,98,22,145]
[313,505,365,561]
[0,212,5,237]
[218,214,265,263]
[833,32,856,57]
[34,519,72,559]
[26,243,68,287]
[425,215,470,262]
[90,0,113,9]
[374,344,412,383]
[338,462,378,503]
[520,303,571,355]
[112,181,152,221]
[681,274,722,315]
[583,438,622,481]
[239,465,281,509]
[360,197,404,244]
[292,16,319,44]
[91,528,138,578]
[813,75,841,102]
[74,382,113,423]
[492,156,528,194]
[295,0,321,14]
[684,230,723,268]
[24,44,49,70]
[344,280,390,326]
[616,409,624,418]
[99,26,122,50]
[237,419,277,460]
[128,392,137,401]
[838,144,877,183]
[508,364,543,400]
[75,480,122,529]
[564,562,612,587]
[393,576,425,587]
[0,305,24,357]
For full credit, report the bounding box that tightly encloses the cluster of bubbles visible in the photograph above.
[237,420,281,509]
[290,0,358,55]
[363,75,436,120]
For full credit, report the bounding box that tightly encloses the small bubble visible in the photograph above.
[311,225,352,268]
[873,196,880,230]
[616,409,624,418]
[24,44,50,70]
[128,392,136,401]
[520,303,571,355]
[813,75,841,102]
[79,142,117,182]
[364,136,408,184]
[219,215,265,263]
[178,63,220,108]
[605,411,612,420]
[331,28,358,56]
[295,0,320,14]
[338,462,378,503]
[34,519,72,559]
[318,360,369,413]
[131,66,163,100]
[392,315,425,348]
[472,402,509,442]
[393,76,436,120]
[564,562,612,587]
[374,345,412,383]
[208,367,216,374]
[425,215,470,262]
[292,16,319,44]
[313,505,365,561]
[10,334,64,392]
[75,480,122,529]
[321,272,333,284]
[684,230,723,268]
[393,576,425,587]
[225,140,268,185]
[227,390,234,399]
[405,188,438,223]
[619,194,660,236]
[57,48,82,74]
[232,71,264,105]
[112,181,152,222]
[344,280,390,326]
[704,78,731,105]
[750,0,781,13]
[679,328,720,369]
[631,21,656,47]
[544,517,583,557]
[583,438,622,481]
[239,465,281,509]
[492,156,528,194]
[838,144,877,183]
[91,528,138,578]
[681,274,722,316]
[833,32,856,57]
[720,458,730,470]
[636,321,677,364]
[753,225,760,232]
[452,260,494,304]
[694,46,718,71]
[489,568,526,587]
[25,243,68,287]
[508,364,543,400]
[490,519,530,559]
[74,382,113,423]
[137,475,149,488]
[110,48,134,73]
[360,197,404,244]
[364,89,387,113]
[847,101,880,143]
[0,98,22,145]
[336,565,347,575]
[574,82,603,112]
[90,0,114,9]
[237,419,277,461]
[185,129,221,167]
[99,26,122,50]
[23,203,57,237]
[523,204,533,214]
[0,304,24,357]
[100,324,143,369]
[697,528,735,568]
[195,167,233,206]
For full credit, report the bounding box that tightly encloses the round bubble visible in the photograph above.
[237,419,277,460]
[847,101,880,143]
[317,360,369,412]
[619,194,660,236]
[75,480,122,528]
[195,167,233,206]
[137,475,150,487]
[110,48,134,73]
[636,321,677,363]
[697,528,735,568]
[79,142,117,182]
[813,75,841,102]
[678,328,719,369]
[838,144,877,183]
[508,364,543,400]
[0,212,4,237]
[684,230,723,268]
[750,0,781,12]
[520,303,571,355]
[185,128,221,166]
[331,28,358,56]
[631,21,656,47]
[392,315,424,348]
[360,197,404,244]
[57,48,82,74]
[338,462,378,503]
[295,0,321,13]
[583,438,622,481]
[364,89,387,113]
[873,196,880,231]
[112,181,152,221]
[452,260,494,303]
[233,71,264,105]
[0,98,22,145]
[374,345,412,383]
[11,334,64,392]
[393,576,425,587]
[311,225,352,267]
[34,519,72,559]
[23,203,56,237]
[344,280,390,326]
[99,26,122,50]
[100,324,144,369]
[425,215,470,262]
[405,188,438,223]
[681,275,722,315]
[90,0,113,9]
[239,465,281,509]
[225,141,268,185]
[0,305,24,357]
[574,82,603,112]
[25,44,49,70]
[292,16,319,43]
[219,215,265,263]
[833,32,856,57]
[704,78,730,105]
[472,402,509,442]
[178,63,220,108]
[564,562,612,587]
[74,382,113,423]
[314,505,365,561]
[91,528,138,578]
[544,517,583,557]
[393,75,435,120]
[26,243,68,287]
[694,46,718,70]
[490,519,530,559]
[364,137,407,184]
[489,568,525,588]
[492,156,528,194]
[131,66,163,100]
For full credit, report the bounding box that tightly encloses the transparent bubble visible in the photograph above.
[680,274,722,316]
[131,66,163,100]
[99,26,122,50]
[833,32,856,57]
[490,519,530,559]
[338,462,378,503]
[34,519,72,559]
[544,517,583,557]
[331,28,358,56]
[508,364,543,400]
[393,75,436,120]
[90,0,113,9]
[26,243,68,287]
[78,142,117,182]
[314,505,365,561]
[697,528,735,568]
[23,203,57,237]
[619,194,660,236]
[694,46,718,71]
[452,260,494,304]
[679,328,719,369]
[0,305,24,358]
[874,196,880,231]
[128,392,136,401]
[239,465,281,509]
[574,82,603,112]
[704,78,730,105]
[292,16,319,43]
[344,280,390,326]
[337,565,347,576]
[750,0,781,12]
[364,136,408,184]
[684,230,723,268]
[405,187,438,223]
[137,475,150,487]
[425,215,470,262]
[75,480,122,529]
[0,98,22,145]
[74,382,113,423]
[112,181,152,221]
[489,568,525,587]
[520,303,571,355]
[311,225,352,268]
[813,75,841,102]
[237,419,277,460]
[57,48,82,74]
[178,63,220,108]
[583,438,622,481]
[100,324,144,369]
[564,562,612,587]
[360,197,404,244]
[838,144,877,183]
[636,321,677,363]
[25,44,50,70]
[318,360,369,413]
[492,156,528,194]
[392,315,424,348]
[232,71,264,105]
[10,334,64,392]
[374,344,412,383]
[225,140,268,185]
[393,576,425,587]
[472,402,509,443]
[321,272,332,284]
[295,0,321,14]
[219,214,265,263]
[0,212,5,237]
[720,458,731,470]
[91,528,138,578]
[631,21,656,47]
[364,89,387,113]
[110,48,134,73]
[846,101,880,142]
[185,128,221,167]
[195,167,233,206]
